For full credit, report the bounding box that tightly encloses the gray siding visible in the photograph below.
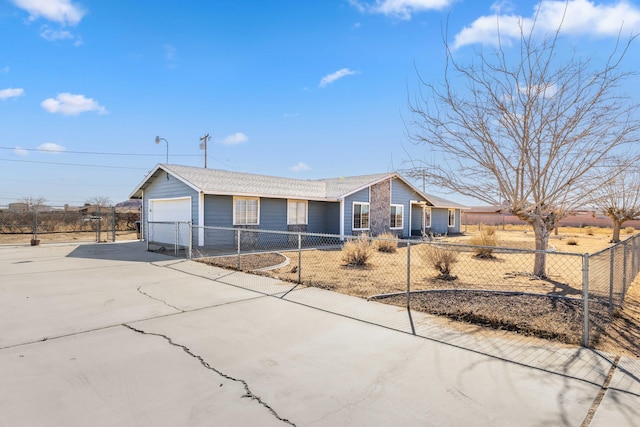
[431,208,450,234]
[204,195,232,227]
[411,204,423,236]
[343,188,370,235]
[143,173,198,242]
[201,196,341,244]
[308,201,340,234]
[259,198,287,230]
[391,178,425,237]
[452,209,461,234]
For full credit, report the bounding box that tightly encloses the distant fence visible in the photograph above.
[0,208,139,243]
[462,211,640,230]
[146,222,640,348]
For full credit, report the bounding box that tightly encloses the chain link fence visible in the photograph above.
[0,208,139,244]
[146,222,640,348]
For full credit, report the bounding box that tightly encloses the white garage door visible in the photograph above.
[148,197,191,246]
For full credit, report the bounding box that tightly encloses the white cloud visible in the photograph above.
[221,132,248,145]
[0,88,24,100]
[319,68,358,88]
[290,162,310,173]
[519,82,558,98]
[11,0,86,26]
[349,0,454,20]
[40,25,81,44]
[453,0,640,49]
[13,147,28,156]
[37,143,66,153]
[41,93,107,116]
[490,0,516,14]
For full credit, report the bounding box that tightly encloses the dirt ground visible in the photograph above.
[0,231,138,244]
[200,226,640,358]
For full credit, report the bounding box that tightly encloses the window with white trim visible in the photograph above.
[353,202,370,230]
[233,197,259,225]
[448,208,456,227]
[390,204,404,229]
[424,207,432,228]
[287,200,308,225]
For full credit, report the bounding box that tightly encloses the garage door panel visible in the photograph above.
[149,198,191,245]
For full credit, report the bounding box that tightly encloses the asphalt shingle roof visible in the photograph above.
[131,164,467,208]
[161,165,393,201]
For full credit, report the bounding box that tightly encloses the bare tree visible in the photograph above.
[85,196,112,207]
[592,161,640,243]
[407,14,640,277]
[20,196,47,241]
[20,196,47,211]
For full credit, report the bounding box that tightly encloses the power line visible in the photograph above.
[0,158,148,170]
[0,146,200,157]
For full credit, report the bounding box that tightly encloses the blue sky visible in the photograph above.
[1,0,639,206]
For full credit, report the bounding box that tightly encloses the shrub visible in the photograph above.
[342,235,373,266]
[583,226,594,236]
[625,226,635,234]
[482,225,497,236]
[469,227,499,259]
[375,232,397,253]
[420,244,459,280]
[567,238,578,246]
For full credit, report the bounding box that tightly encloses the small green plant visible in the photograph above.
[342,234,373,266]
[625,226,635,234]
[469,227,499,259]
[421,244,459,281]
[567,238,578,246]
[375,232,397,253]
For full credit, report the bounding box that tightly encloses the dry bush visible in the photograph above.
[482,225,497,236]
[567,238,578,246]
[469,227,499,258]
[583,226,594,236]
[420,244,459,280]
[625,226,635,234]
[342,235,373,266]
[375,232,397,253]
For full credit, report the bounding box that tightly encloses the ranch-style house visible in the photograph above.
[129,164,467,247]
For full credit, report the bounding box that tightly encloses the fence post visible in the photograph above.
[623,242,628,299]
[96,205,101,242]
[111,206,116,242]
[188,223,193,259]
[609,248,615,315]
[174,222,179,257]
[237,228,241,270]
[407,241,415,335]
[582,253,590,348]
[297,232,302,284]
[632,238,636,280]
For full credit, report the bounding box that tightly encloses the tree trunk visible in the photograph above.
[531,218,549,278]
[612,221,622,243]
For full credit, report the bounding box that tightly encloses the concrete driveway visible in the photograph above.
[1,241,638,426]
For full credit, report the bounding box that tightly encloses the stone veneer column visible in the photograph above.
[369,179,390,236]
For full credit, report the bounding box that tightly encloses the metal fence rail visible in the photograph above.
[0,209,139,243]
[146,223,640,348]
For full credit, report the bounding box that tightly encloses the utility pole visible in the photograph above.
[199,133,211,168]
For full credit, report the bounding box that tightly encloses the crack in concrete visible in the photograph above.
[581,355,620,427]
[122,324,296,426]
[136,285,184,312]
